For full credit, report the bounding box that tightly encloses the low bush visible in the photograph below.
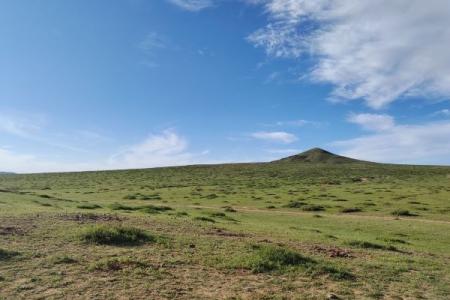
[139,205,172,214]
[109,203,135,211]
[88,257,148,272]
[79,225,154,246]
[284,201,307,208]
[194,216,216,223]
[109,203,172,214]
[302,205,325,212]
[340,207,362,213]
[249,245,315,273]
[347,240,398,251]
[391,209,418,217]
[0,249,19,261]
[52,255,78,264]
[77,204,102,210]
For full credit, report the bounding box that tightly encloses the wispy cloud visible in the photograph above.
[0,130,211,173]
[347,113,395,132]
[167,0,215,11]
[334,117,450,165]
[109,130,194,169]
[251,131,297,143]
[139,32,167,53]
[248,0,450,109]
[271,119,323,128]
[0,112,43,138]
[0,111,109,153]
[0,147,95,173]
[138,32,169,68]
[431,109,450,117]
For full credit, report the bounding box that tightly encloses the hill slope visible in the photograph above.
[273,148,361,164]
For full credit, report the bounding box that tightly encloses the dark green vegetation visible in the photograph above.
[0,148,449,299]
[79,225,154,246]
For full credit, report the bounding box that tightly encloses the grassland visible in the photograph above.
[0,153,450,299]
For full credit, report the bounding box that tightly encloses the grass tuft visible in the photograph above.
[77,204,102,210]
[302,205,325,212]
[0,249,19,261]
[391,209,418,217]
[139,205,172,214]
[347,240,398,252]
[88,257,149,272]
[52,255,78,264]
[284,201,307,208]
[194,216,216,223]
[340,207,363,213]
[79,225,154,246]
[248,245,315,273]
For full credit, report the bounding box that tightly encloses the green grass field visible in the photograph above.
[1,149,450,299]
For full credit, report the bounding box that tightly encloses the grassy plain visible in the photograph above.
[0,157,450,299]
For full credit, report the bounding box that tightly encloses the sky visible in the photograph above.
[1,0,450,173]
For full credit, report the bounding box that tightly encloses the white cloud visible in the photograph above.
[0,130,208,173]
[432,109,450,117]
[249,0,450,108]
[347,113,395,132]
[138,32,169,68]
[0,147,96,173]
[273,119,323,127]
[167,0,214,11]
[334,120,450,164]
[251,131,297,143]
[0,113,43,138]
[108,130,194,169]
[139,32,166,53]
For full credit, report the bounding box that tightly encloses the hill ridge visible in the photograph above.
[273,148,360,164]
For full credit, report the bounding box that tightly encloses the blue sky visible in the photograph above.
[1,0,450,173]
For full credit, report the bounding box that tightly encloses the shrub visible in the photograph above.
[109,203,172,214]
[210,212,226,217]
[194,216,216,223]
[347,240,398,252]
[302,205,325,212]
[109,203,135,211]
[340,207,362,213]
[249,245,315,273]
[79,225,154,246]
[284,201,307,208]
[391,209,417,217]
[139,205,172,214]
[77,204,102,210]
[316,265,355,280]
[0,249,19,261]
[52,255,78,264]
[88,257,148,272]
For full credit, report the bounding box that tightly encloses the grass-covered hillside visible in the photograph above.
[0,149,449,299]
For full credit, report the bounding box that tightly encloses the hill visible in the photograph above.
[274,148,362,164]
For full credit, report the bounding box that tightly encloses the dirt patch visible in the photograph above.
[0,226,25,236]
[311,245,353,258]
[58,213,124,223]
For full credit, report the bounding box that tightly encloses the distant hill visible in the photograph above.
[0,172,15,175]
[273,148,363,164]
